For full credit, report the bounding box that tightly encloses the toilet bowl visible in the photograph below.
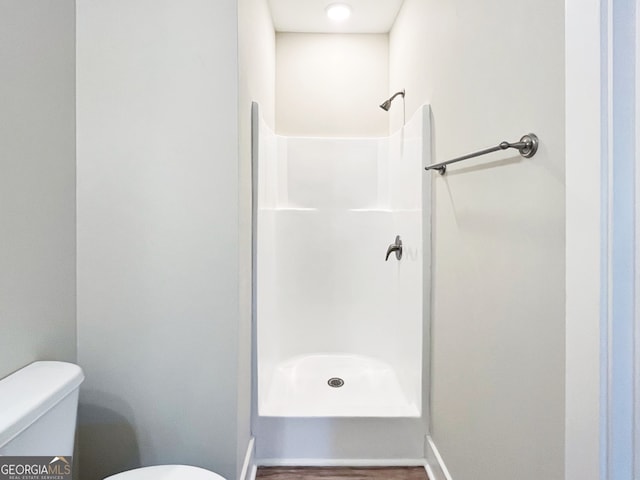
[0,362,227,480]
[105,465,226,480]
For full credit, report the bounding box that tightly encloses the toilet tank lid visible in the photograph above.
[0,361,84,448]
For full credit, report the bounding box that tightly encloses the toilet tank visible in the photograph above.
[0,361,84,456]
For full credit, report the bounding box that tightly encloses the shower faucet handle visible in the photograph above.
[385,235,403,261]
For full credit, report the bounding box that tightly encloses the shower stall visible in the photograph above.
[252,102,431,460]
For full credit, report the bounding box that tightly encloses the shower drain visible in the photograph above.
[327,377,344,388]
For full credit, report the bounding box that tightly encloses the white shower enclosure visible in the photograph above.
[252,102,431,459]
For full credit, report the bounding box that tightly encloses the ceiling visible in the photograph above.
[268,0,405,34]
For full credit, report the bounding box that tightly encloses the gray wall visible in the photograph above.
[0,0,76,379]
[390,1,565,480]
[76,1,241,478]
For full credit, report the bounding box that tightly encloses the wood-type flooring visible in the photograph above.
[255,466,429,480]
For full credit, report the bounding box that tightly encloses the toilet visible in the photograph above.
[105,465,225,480]
[0,361,225,480]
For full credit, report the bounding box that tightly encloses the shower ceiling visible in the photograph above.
[268,0,405,33]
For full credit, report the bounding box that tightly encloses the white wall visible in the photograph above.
[238,0,276,475]
[76,1,241,479]
[564,2,603,479]
[238,0,276,472]
[0,0,76,379]
[276,33,389,137]
[390,1,565,480]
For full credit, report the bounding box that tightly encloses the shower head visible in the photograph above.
[379,89,405,111]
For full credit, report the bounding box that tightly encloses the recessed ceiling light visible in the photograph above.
[325,3,351,22]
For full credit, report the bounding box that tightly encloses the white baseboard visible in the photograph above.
[424,436,452,480]
[256,458,427,468]
[240,437,255,480]
[247,465,257,480]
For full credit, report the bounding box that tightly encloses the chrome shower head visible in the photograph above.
[379,89,405,111]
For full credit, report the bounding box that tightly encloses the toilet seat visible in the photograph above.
[104,465,226,480]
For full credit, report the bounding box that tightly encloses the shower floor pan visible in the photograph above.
[260,353,419,417]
